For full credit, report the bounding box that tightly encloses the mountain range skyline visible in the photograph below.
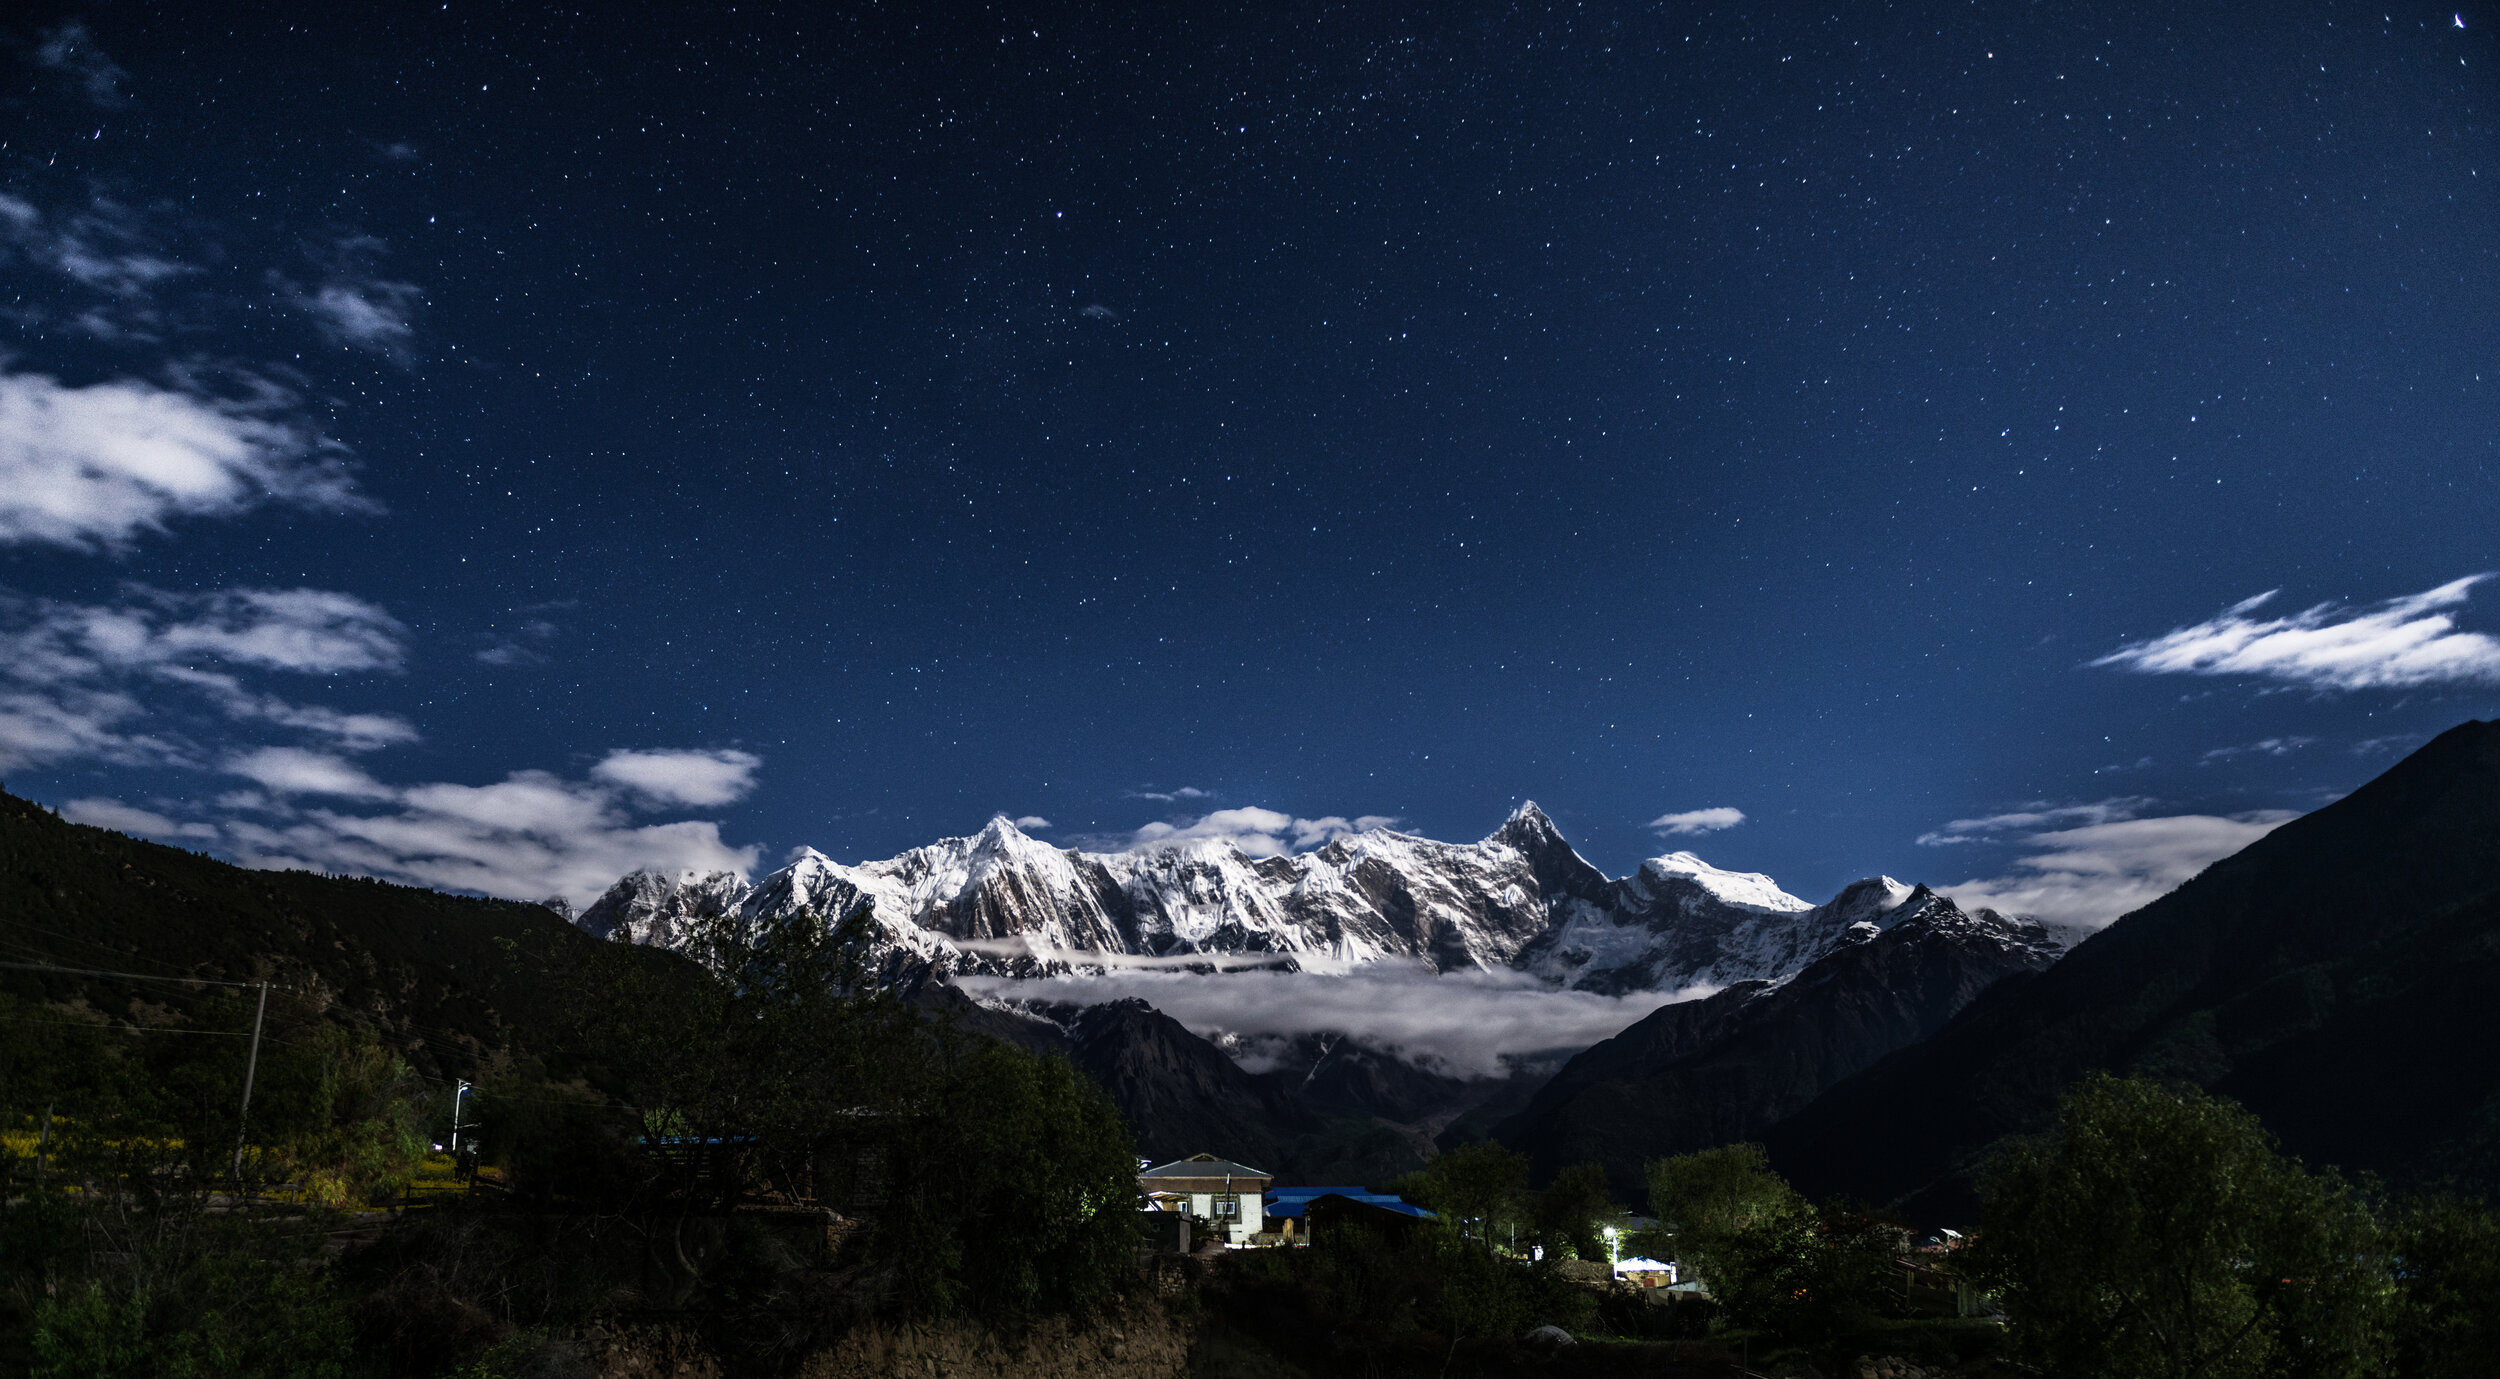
[2,3,2496,923]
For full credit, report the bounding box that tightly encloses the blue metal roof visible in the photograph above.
[1263,1188,1434,1219]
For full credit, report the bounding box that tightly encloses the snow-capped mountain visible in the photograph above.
[576,802,1949,995]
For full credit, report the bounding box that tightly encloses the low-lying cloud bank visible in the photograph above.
[1931,801,2298,936]
[960,965,1706,1080]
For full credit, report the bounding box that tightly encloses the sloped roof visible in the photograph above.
[1264,1188,1433,1219]
[1140,1153,1272,1181]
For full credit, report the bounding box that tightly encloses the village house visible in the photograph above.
[1137,1153,1272,1245]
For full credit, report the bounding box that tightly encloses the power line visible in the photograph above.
[0,959,264,988]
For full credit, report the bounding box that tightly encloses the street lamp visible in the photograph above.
[450,1080,473,1154]
[1604,1225,1619,1271]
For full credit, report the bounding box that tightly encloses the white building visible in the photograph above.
[1138,1153,1273,1244]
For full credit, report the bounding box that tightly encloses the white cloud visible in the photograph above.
[225,746,394,799]
[1120,806,1401,858]
[2095,576,2500,690]
[1013,815,1053,830]
[965,965,1705,1080]
[589,748,762,807]
[223,767,760,908]
[62,797,215,840]
[0,372,367,550]
[1648,806,1745,836]
[1938,810,2299,935]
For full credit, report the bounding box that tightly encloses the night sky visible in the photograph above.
[5,1,2496,925]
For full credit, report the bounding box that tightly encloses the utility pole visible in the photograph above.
[230,980,269,1188]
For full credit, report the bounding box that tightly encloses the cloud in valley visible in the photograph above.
[2095,576,2500,690]
[1648,806,1745,836]
[1928,797,2299,933]
[963,965,1706,1079]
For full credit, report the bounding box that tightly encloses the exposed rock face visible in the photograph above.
[577,803,1943,997]
[1765,718,2500,1218]
[1493,889,2061,1195]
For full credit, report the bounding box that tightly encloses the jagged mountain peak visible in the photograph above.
[1497,798,1558,834]
[583,804,2006,998]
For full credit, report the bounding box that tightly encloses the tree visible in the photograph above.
[1643,1144,1898,1347]
[1529,1162,1616,1262]
[2382,1193,2500,1379]
[879,1036,1142,1331]
[560,902,926,1208]
[1967,1073,2386,1379]
[1394,1141,1529,1249]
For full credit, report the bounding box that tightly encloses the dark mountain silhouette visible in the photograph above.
[0,788,601,1077]
[1491,889,2058,1198]
[1764,718,2500,1219]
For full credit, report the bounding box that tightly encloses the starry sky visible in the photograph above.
[4,1,2496,923]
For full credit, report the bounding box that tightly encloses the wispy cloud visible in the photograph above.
[0,372,367,551]
[0,586,413,769]
[284,236,423,356]
[1934,805,2299,934]
[1916,797,2158,847]
[0,193,193,333]
[36,23,130,108]
[1648,806,1745,836]
[1013,815,1053,830]
[2095,577,2500,690]
[62,797,216,840]
[965,965,1707,1080]
[1127,784,1214,804]
[477,616,563,666]
[302,281,422,352]
[2199,736,2316,764]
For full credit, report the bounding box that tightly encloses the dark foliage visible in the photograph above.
[0,788,600,1081]
[1967,1074,2385,1379]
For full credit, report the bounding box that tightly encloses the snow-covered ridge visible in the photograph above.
[576,802,1975,995]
